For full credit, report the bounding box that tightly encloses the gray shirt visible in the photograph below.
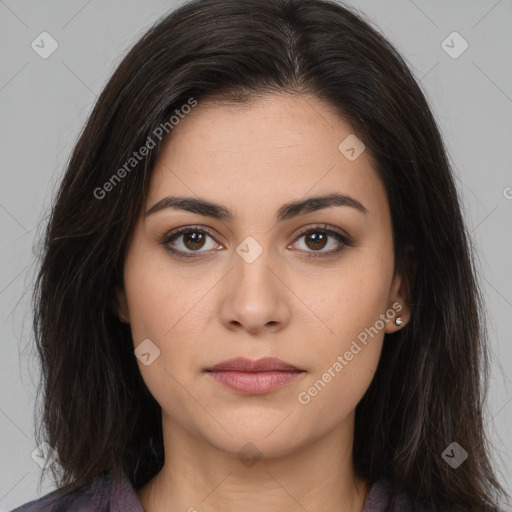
[10,469,426,511]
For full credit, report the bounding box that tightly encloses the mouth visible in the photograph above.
[204,357,306,395]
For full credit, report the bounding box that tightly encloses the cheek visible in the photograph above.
[122,253,205,423]
[297,253,392,346]
[122,247,217,396]
[123,274,170,343]
[295,267,388,417]
[295,340,383,434]
[292,250,391,407]
[122,243,197,342]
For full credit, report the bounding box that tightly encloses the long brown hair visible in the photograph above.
[32,0,509,510]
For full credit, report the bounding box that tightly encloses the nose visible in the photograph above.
[219,246,291,335]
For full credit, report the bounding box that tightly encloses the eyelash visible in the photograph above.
[161,224,352,260]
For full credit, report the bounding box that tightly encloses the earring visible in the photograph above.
[395,317,403,326]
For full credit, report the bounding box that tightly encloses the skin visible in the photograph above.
[116,92,411,512]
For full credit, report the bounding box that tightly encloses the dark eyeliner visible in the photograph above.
[291,224,353,258]
[161,225,218,259]
[161,223,352,260]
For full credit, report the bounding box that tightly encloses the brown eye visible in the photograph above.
[290,226,351,257]
[181,231,207,250]
[162,226,221,258]
[304,231,329,251]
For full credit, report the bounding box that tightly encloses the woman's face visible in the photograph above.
[117,92,409,459]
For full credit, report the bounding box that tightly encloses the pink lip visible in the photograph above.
[205,357,305,395]
[206,357,301,372]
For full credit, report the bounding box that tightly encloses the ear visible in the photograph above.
[385,244,416,333]
[114,285,131,324]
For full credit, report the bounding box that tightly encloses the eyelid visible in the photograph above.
[290,224,352,245]
[161,223,352,258]
[161,224,223,249]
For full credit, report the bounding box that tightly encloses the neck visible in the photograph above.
[137,411,369,512]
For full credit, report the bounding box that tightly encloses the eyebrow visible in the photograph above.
[145,193,368,222]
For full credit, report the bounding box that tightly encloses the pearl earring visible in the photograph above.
[395,317,403,326]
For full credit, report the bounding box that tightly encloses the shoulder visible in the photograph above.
[363,478,434,512]
[9,470,142,512]
[363,479,509,512]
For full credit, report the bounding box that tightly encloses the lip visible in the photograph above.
[205,357,305,395]
[206,357,301,372]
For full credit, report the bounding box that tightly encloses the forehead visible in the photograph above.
[146,93,388,222]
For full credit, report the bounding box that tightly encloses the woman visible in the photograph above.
[12,0,509,511]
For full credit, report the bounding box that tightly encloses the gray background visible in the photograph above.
[1,0,511,510]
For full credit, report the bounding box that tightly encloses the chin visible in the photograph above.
[199,416,309,460]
